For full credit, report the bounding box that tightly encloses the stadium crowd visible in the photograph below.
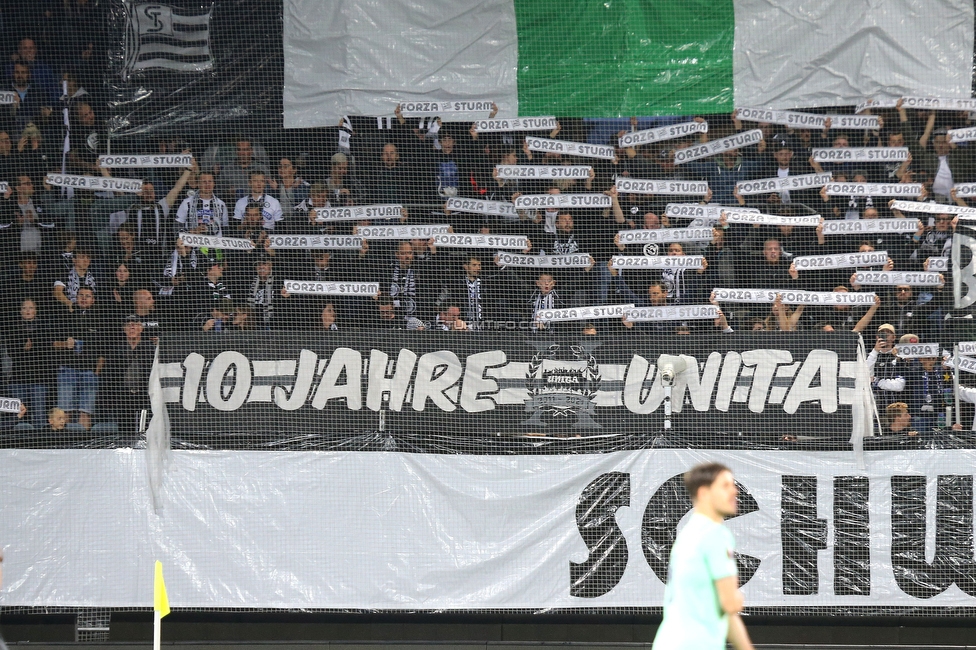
[1,28,976,436]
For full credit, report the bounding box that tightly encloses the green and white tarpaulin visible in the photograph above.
[282,0,974,128]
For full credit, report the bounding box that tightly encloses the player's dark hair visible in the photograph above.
[683,462,731,501]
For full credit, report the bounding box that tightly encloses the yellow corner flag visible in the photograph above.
[154,561,170,618]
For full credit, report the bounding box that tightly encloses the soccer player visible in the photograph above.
[652,462,754,650]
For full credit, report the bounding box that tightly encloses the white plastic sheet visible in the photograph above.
[282,0,518,128]
[733,0,975,109]
[3,449,976,609]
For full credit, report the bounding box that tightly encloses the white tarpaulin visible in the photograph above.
[733,0,974,109]
[2,449,976,609]
[282,0,518,128]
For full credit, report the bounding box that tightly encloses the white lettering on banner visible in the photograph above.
[495,165,592,180]
[823,114,882,130]
[0,91,17,104]
[626,305,719,321]
[513,194,612,209]
[821,218,919,235]
[614,178,708,195]
[853,272,943,286]
[315,205,403,221]
[617,121,708,148]
[949,127,976,144]
[900,96,976,111]
[735,107,827,129]
[474,117,557,132]
[889,200,976,218]
[524,137,615,160]
[610,255,705,269]
[0,181,7,194]
[268,235,364,250]
[673,129,764,164]
[178,234,255,250]
[793,251,889,270]
[665,204,758,220]
[712,288,878,305]
[536,304,635,322]
[45,173,143,193]
[926,257,949,272]
[433,234,528,249]
[736,173,832,195]
[723,210,821,227]
[98,154,194,168]
[494,252,591,268]
[397,100,495,115]
[446,197,518,218]
[896,343,941,359]
[811,147,910,163]
[953,183,976,198]
[616,227,714,245]
[356,225,450,240]
[824,183,923,197]
[282,280,379,296]
[958,342,976,356]
[0,396,22,414]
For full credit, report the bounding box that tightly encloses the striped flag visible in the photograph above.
[123,3,214,79]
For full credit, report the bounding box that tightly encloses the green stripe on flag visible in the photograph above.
[514,0,735,117]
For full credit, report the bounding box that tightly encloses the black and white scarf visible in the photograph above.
[466,277,482,323]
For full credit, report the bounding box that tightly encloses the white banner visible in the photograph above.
[895,343,941,359]
[0,181,7,194]
[957,356,976,374]
[615,178,709,196]
[610,256,704,270]
[524,137,615,160]
[446,197,518,218]
[713,288,878,305]
[952,183,976,198]
[178,234,255,251]
[45,173,143,193]
[99,154,194,168]
[495,165,592,180]
[821,218,918,235]
[811,148,910,163]
[282,280,379,297]
[356,225,451,239]
[397,100,494,115]
[617,121,708,148]
[474,117,557,132]
[824,183,922,197]
[433,233,527,249]
[8,448,976,608]
[494,252,592,268]
[899,96,976,111]
[0,91,17,104]
[268,235,364,250]
[536,304,634,322]
[889,200,976,218]
[0,396,22,414]
[735,107,827,129]
[315,205,403,221]
[793,251,888,271]
[616,227,714,245]
[723,210,821,227]
[665,204,758,221]
[513,194,612,210]
[626,305,719,322]
[853,271,943,286]
[855,99,900,113]
[736,173,832,195]
[673,129,764,164]
[957,342,976,356]
[823,114,882,130]
[926,257,949,272]
[949,127,976,144]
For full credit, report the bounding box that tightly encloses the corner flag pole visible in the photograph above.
[153,561,170,650]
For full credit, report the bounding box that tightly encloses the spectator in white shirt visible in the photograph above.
[233,171,283,231]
